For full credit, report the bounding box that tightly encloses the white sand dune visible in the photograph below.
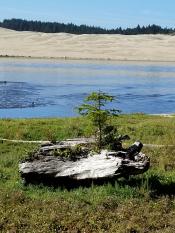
[0,27,175,61]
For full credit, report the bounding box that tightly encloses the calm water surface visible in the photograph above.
[0,58,175,118]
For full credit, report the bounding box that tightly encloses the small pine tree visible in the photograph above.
[77,91,120,151]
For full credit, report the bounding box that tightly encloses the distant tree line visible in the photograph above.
[0,18,174,35]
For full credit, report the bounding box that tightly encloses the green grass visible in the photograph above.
[0,114,175,145]
[0,114,175,232]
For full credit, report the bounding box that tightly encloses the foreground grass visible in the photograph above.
[0,114,175,145]
[0,114,175,232]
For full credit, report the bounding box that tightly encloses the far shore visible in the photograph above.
[0,27,175,62]
[1,54,175,64]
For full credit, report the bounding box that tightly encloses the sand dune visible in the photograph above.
[0,27,175,61]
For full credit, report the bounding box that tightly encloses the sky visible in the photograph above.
[0,0,174,29]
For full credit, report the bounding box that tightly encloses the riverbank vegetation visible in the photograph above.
[0,114,175,232]
[0,114,175,145]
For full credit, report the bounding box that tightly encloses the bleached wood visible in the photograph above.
[19,150,150,183]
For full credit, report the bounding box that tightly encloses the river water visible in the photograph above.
[0,58,175,118]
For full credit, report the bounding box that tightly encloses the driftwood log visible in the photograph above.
[19,138,150,187]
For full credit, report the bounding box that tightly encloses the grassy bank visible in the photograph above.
[0,114,175,232]
[0,114,175,144]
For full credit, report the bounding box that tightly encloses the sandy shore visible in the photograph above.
[0,27,175,61]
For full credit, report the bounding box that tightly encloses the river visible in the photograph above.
[0,58,175,118]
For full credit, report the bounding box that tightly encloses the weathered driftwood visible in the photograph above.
[19,138,150,187]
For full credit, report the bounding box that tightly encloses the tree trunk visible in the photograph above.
[19,138,150,187]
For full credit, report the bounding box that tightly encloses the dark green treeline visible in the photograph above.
[0,18,174,35]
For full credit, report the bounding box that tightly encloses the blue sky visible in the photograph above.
[0,0,174,29]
